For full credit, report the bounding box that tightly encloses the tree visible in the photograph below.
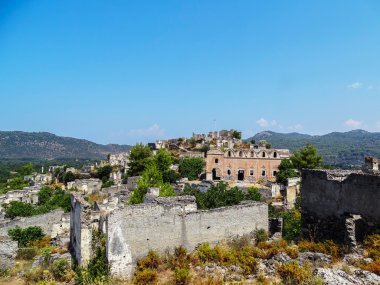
[159,183,176,197]
[153,149,173,174]
[265,143,272,149]
[63,171,76,184]
[282,209,301,242]
[8,226,45,247]
[38,187,53,205]
[250,139,256,145]
[179,157,205,180]
[246,187,262,201]
[276,159,299,184]
[5,201,35,218]
[96,165,113,182]
[291,144,323,170]
[232,131,242,140]
[127,144,153,177]
[20,163,34,176]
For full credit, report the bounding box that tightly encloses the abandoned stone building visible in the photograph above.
[70,190,268,278]
[301,162,380,246]
[206,147,290,182]
[67,178,102,194]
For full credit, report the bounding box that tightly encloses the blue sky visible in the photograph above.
[1,1,380,144]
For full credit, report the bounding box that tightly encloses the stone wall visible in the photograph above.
[106,196,268,277]
[0,237,17,270]
[301,169,380,243]
[0,209,64,236]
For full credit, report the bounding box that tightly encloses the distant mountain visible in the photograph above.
[0,131,132,160]
[249,130,380,168]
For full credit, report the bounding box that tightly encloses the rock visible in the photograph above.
[229,265,243,273]
[226,273,242,282]
[352,269,380,285]
[314,268,380,285]
[298,252,331,264]
[273,252,292,263]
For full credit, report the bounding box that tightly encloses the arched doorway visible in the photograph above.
[238,170,245,181]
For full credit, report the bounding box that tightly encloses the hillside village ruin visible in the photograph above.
[1,129,380,284]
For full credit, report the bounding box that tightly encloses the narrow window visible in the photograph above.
[250,170,254,176]
[227,169,231,175]
[215,159,219,163]
[251,151,254,157]
[262,170,266,176]
[239,151,243,157]
[273,152,278,158]
[273,170,278,176]
[228,151,231,157]
[262,152,266,158]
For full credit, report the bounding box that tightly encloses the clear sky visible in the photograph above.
[1,1,380,144]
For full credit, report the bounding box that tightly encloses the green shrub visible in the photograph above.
[179,157,205,180]
[8,226,45,247]
[173,267,191,285]
[196,243,218,263]
[51,259,71,281]
[277,262,312,284]
[5,201,35,218]
[16,247,37,260]
[133,268,158,285]
[282,209,301,242]
[255,229,269,244]
[137,250,161,270]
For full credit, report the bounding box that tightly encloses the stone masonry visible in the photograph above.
[301,169,380,244]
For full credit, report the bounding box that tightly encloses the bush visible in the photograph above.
[360,261,380,275]
[364,234,380,261]
[5,201,35,218]
[196,243,218,263]
[173,268,191,285]
[178,157,205,180]
[277,262,312,284]
[16,247,37,260]
[133,268,158,285]
[51,259,71,281]
[255,229,268,244]
[182,182,261,210]
[137,250,161,270]
[8,226,45,247]
[282,209,301,242]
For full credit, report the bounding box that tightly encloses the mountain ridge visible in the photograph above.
[0,131,132,160]
[249,129,380,167]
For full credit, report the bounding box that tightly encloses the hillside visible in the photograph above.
[249,129,380,168]
[0,131,131,160]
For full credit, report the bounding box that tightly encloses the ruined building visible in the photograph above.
[301,162,380,247]
[206,147,290,182]
[70,191,268,277]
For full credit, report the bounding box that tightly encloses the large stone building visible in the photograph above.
[206,147,290,182]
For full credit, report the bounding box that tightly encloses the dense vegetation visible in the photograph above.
[250,129,380,168]
[178,157,205,180]
[4,187,71,218]
[182,182,261,210]
[129,147,177,204]
[8,226,45,247]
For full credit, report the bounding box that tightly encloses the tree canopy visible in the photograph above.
[127,144,153,177]
[179,157,205,180]
[276,159,299,184]
[291,144,323,170]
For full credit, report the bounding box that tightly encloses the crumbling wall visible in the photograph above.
[70,194,93,266]
[301,170,380,243]
[0,209,64,236]
[106,196,268,277]
[0,237,17,270]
